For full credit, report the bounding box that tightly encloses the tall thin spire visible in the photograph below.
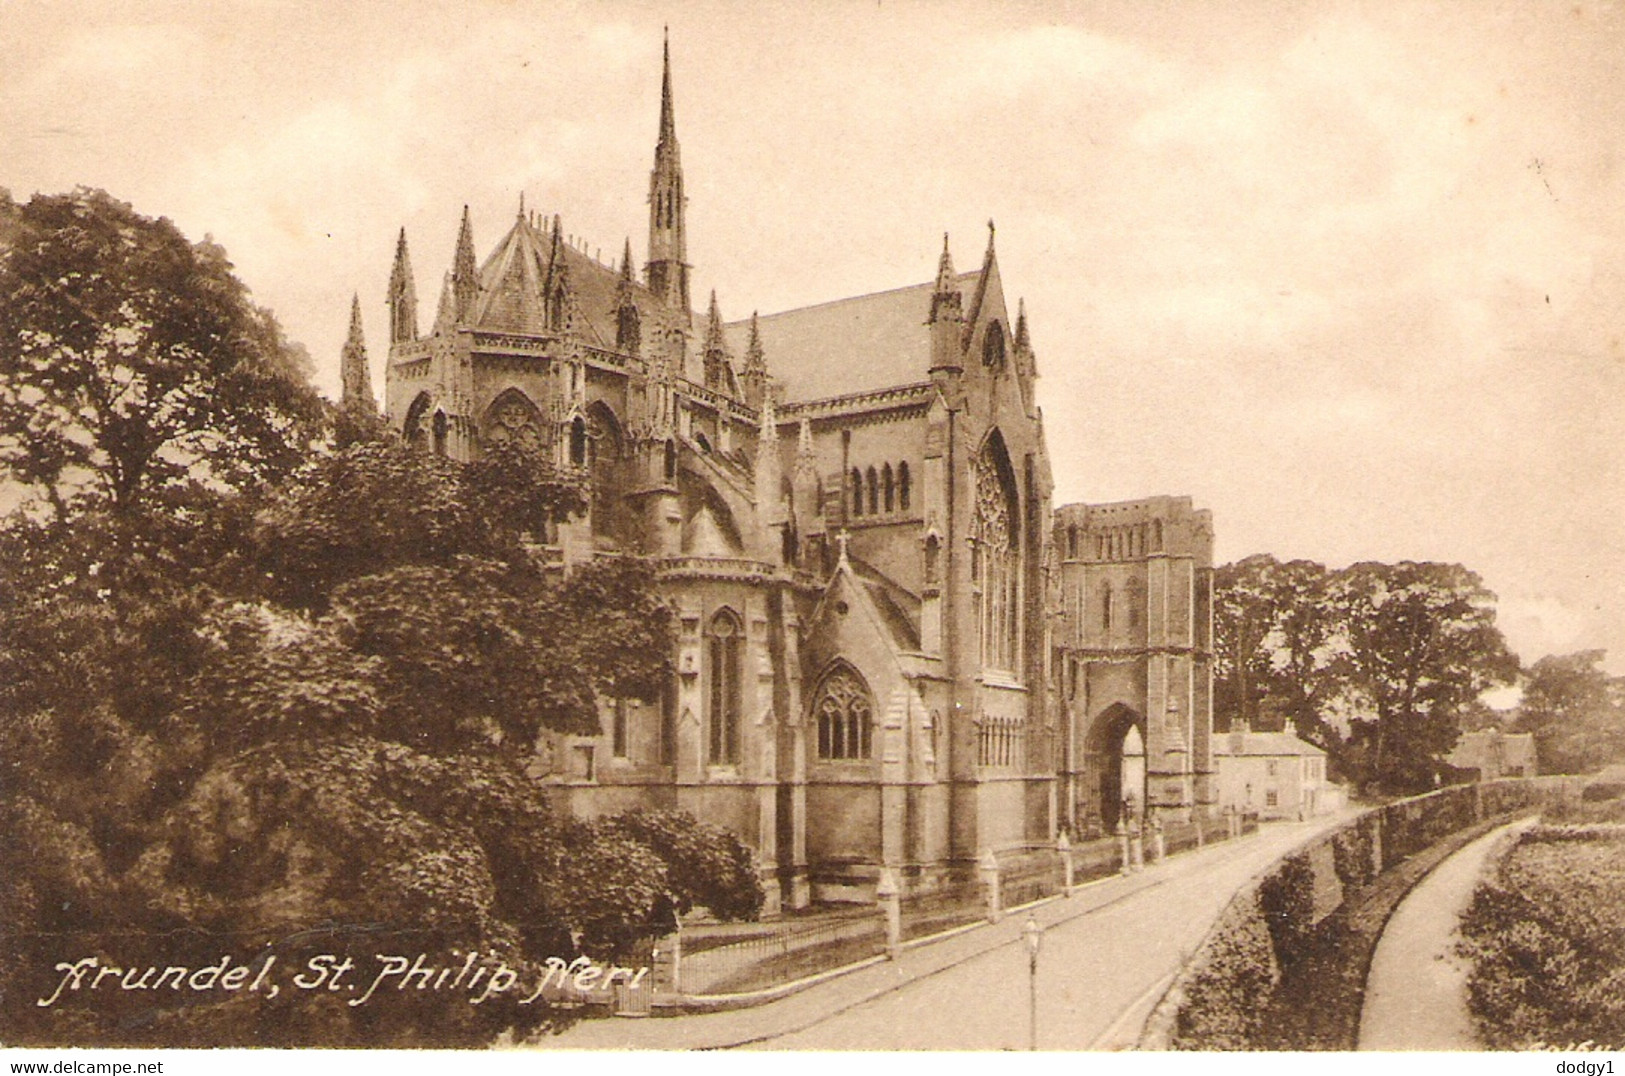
[387,227,418,344]
[452,205,478,321]
[659,26,676,147]
[647,29,690,316]
[340,293,376,415]
[1014,297,1030,352]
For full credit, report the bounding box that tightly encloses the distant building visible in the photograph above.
[1446,728,1537,781]
[1213,722,1344,820]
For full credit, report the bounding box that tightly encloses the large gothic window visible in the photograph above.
[814,663,873,761]
[898,462,911,511]
[707,609,743,765]
[483,390,548,452]
[973,434,1020,672]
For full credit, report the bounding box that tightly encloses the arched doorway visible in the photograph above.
[1083,703,1147,832]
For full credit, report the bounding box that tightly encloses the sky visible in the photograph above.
[3,0,1622,675]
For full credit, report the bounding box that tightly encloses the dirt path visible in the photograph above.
[1357,817,1534,1050]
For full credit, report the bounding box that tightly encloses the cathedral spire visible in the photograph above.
[929,232,963,376]
[659,27,676,147]
[340,293,376,415]
[702,290,732,393]
[646,30,690,317]
[452,205,479,322]
[741,310,769,408]
[1015,297,1031,353]
[387,227,418,344]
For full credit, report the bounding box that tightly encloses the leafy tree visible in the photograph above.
[1213,555,1342,748]
[1334,561,1519,791]
[0,188,325,520]
[0,272,756,1045]
[1515,650,1625,774]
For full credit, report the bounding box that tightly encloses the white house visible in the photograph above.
[1213,722,1345,820]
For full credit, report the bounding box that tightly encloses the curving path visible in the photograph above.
[1357,817,1535,1050]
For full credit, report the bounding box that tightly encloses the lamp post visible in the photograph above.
[1023,914,1043,1051]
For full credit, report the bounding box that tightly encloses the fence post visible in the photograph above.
[670,921,683,996]
[980,848,1003,923]
[1117,819,1131,875]
[1130,818,1145,871]
[877,867,902,958]
[1057,830,1074,895]
[1225,804,1238,839]
[1151,816,1165,862]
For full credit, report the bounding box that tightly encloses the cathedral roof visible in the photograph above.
[472,213,658,348]
[474,214,551,333]
[721,272,980,404]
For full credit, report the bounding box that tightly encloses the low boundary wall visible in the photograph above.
[1138,776,1583,1050]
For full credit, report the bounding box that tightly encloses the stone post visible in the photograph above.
[1117,819,1131,875]
[1151,816,1166,862]
[1057,830,1074,894]
[876,868,902,958]
[1130,818,1145,872]
[979,849,1003,923]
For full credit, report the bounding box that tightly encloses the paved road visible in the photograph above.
[542,810,1356,1051]
[1357,817,1534,1051]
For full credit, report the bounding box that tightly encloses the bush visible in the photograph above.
[1458,830,1625,1050]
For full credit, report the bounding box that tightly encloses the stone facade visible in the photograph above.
[1053,497,1218,836]
[359,40,1216,909]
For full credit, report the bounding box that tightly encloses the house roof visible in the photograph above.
[720,272,980,404]
[1447,729,1536,771]
[1214,730,1326,758]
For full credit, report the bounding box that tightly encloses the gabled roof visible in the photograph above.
[720,272,979,404]
[474,214,551,333]
[1216,730,1327,757]
[471,214,659,348]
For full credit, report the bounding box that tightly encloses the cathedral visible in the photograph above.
[342,38,1218,911]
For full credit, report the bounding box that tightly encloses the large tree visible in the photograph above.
[1515,650,1625,775]
[1212,554,1343,748]
[1,266,760,1044]
[0,188,325,520]
[1333,561,1519,790]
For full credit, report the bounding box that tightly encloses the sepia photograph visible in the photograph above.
[1,0,1622,1064]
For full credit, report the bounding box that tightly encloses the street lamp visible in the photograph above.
[1023,914,1043,1051]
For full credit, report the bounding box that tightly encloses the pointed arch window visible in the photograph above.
[664,439,677,482]
[882,463,894,512]
[973,435,1021,672]
[706,609,743,765]
[898,462,911,511]
[484,390,547,452]
[983,321,1006,369]
[814,663,873,761]
[851,468,864,517]
[866,466,879,515]
[1102,583,1114,633]
[403,394,432,451]
[1068,525,1079,559]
